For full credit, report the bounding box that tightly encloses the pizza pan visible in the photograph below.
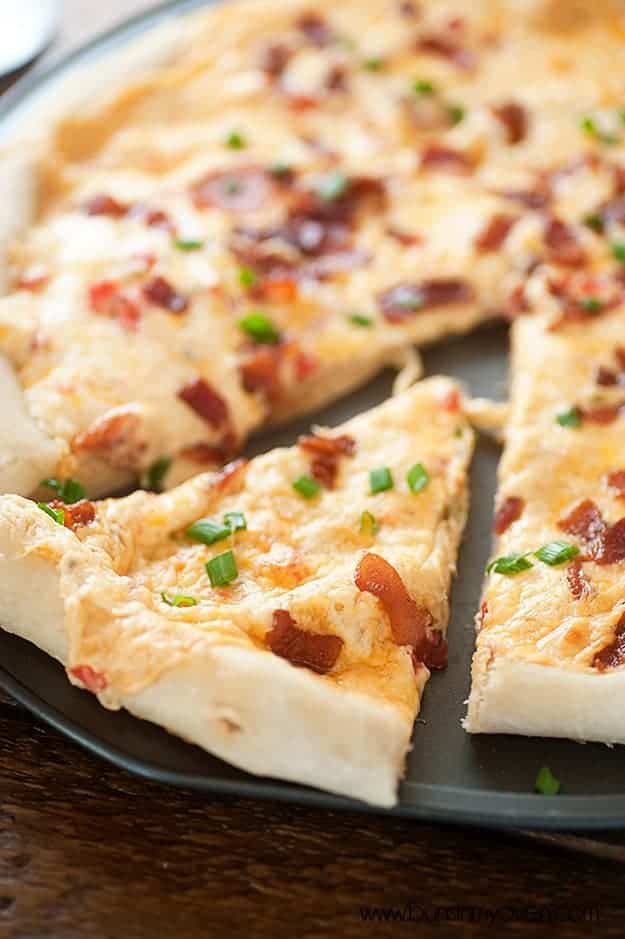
[2,0,625,831]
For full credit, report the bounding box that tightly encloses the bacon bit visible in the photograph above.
[256,277,298,304]
[417,34,476,71]
[293,348,319,380]
[142,276,189,314]
[607,469,625,497]
[69,664,108,693]
[385,226,423,247]
[412,629,448,670]
[267,609,343,674]
[240,345,283,400]
[477,600,488,630]
[580,399,625,425]
[355,553,433,649]
[16,265,50,292]
[191,167,272,213]
[548,273,625,329]
[420,144,474,174]
[593,612,625,670]
[496,187,551,210]
[399,1,419,16]
[299,432,356,488]
[441,387,461,412]
[73,409,146,469]
[505,282,530,318]
[295,11,334,47]
[566,558,591,600]
[493,495,524,535]
[491,101,528,144]
[613,164,625,197]
[81,193,128,218]
[48,498,96,530]
[259,42,291,78]
[285,93,320,112]
[475,214,518,253]
[597,195,625,228]
[602,517,625,564]
[325,64,348,92]
[128,205,176,234]
[178,378,229,428]
[214,458,248,493]
[558,500,607,561]
[543,217,587,267]
[88,280,141,332]
[378,278,474,322]
[595,366,620,387]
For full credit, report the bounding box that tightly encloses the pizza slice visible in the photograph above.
[0,377,472,805]
[465,303,625,743]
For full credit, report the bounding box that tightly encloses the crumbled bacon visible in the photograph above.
[596,195,625,228]
[566,558,591,600]
[491,101,528,144]
[191,167,273,213]
[295,11,334,47]
[505,282,530,318]
[607,469,625,497]
[420,144,474,174]
[239,345,284,400]
[325,64,348,92]
[48,498,96,530]
[73,408,146,469]
[178,378,229,428]
[88,280,141,332]
[142,276,189,314]
[354,553,433,650]
[441,387,461,412]
[493,495,524,535]
[399,1,419,16]
[81,193,128,218]
[475,214,518,253]
[259,42,291,78]
[580,399,625,425]
[293,347,319,380]
[558,499,625,565]
[69,665,108,693]
[378,278,474,322]
[543,217,587,267]
[548,273,625,329]
[417,34,476,71]
[214,458,248,493]
[385,226,422,247]
[298,432,356,488]
[477,600,488,630]
[267,609,343,673]
[412,629,448,670]
[593,612,625,670]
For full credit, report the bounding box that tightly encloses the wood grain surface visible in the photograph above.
[1,3,625,936]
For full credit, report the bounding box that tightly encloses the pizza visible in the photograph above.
[0,379,473,805]
[4,0,624,498]
[466,307,625,742]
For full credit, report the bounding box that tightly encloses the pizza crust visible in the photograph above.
[465,644,625,745]
[0,507,410,807]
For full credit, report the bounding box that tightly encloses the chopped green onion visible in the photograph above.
[224,511,247,533]
[348,313,373,327]
[360,510,378,535]
[225,130,246,149]
[161,591,198,608]
[174,239,204,252]
[611,241,625,262]
[556,406,582,428]
[316,171,348,202]
[362,56,383,71]
[187,518,231,545]
[292,475,321,499]
[239,312,281,344]
[535,766,560,796]
[238,267,258,288]
[406,462,430,494]
[370,466,394,494]
[486,552,533,576]
[534,541,580,566]
[447,103,465,125]
[206,550,238,587]
[579,115,618,145]
[580,296,603,313]
[583,212,605,233]
[40,477,86,504]
[413,78,436,95]
[37,502,65,526]
[145,457,171,493]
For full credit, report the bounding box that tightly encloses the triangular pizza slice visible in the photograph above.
[466,304,625,743]
[0,378,473,805]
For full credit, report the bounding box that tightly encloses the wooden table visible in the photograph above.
[2,3,625,935]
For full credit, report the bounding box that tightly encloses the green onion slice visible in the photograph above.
[37,502,65,526]
[486,553,533,576]
[161,591,198,607]
[406,462,430,494]
[535,766,560,795]
[187,518,231,545]
[556,406,582,428]
[360,510,378,535]
[534,541,580,566]
[370,467,394,494]
[292,475,321,499]
[145,457,171,493]
[40,477,85,504]
[239,312,281,344]
[174,239,204,251]
[224,511,247,533]
[206,550,238,587]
